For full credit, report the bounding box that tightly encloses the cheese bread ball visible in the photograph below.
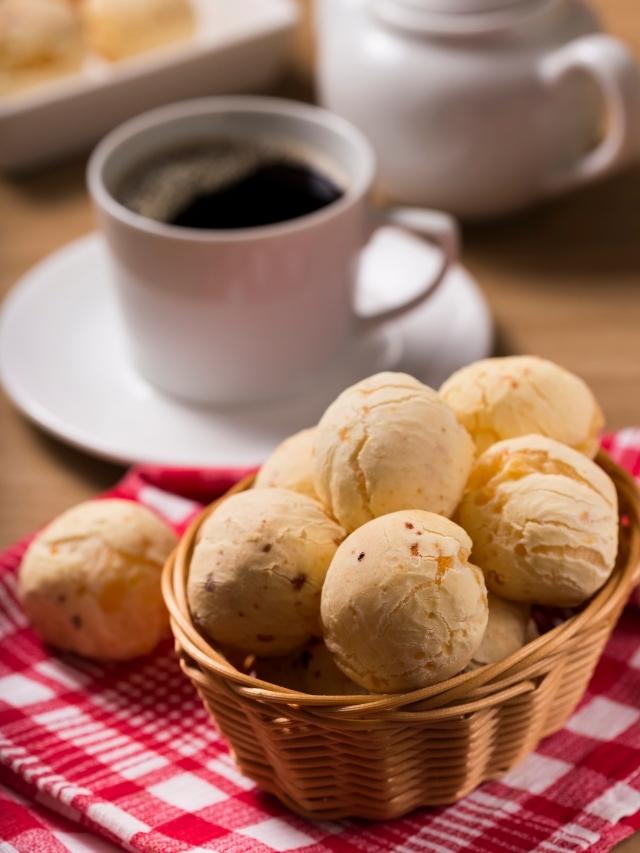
[19,499,177,660]
[321,510,488,693]
[314,372,474,531]
[255,428,318,500]
[254,639,367,695]
[469,593,534,668]
[82,0,194,61]
[0,0,83,94]
[457,435,618,606]
[440,356,603,457]
[188,488,345,657]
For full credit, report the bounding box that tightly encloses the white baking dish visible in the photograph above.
[0,0,298,170]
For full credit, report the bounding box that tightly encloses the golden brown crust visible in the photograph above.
[188,488,345,657]
[321,510,488,693]
[314,372,474,531]
[456,435,618,606]
[440,356,603,458]
[19,499,177,660]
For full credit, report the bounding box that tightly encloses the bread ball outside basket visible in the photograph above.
[161,452,640,821]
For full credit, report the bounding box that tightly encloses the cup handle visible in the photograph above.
[353,207,459,333]
[538,34,640,195]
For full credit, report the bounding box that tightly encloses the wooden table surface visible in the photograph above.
[0,2,639,848]
[1,0,640,546]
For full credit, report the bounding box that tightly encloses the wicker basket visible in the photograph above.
[162,452,640,820]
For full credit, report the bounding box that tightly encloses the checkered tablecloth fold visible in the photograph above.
[1,431,639,853]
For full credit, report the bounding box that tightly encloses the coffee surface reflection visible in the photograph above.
[119,139,344,230]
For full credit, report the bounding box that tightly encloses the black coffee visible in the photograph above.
[118,139,344,230]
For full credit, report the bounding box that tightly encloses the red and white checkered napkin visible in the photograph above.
[1,431,640,853]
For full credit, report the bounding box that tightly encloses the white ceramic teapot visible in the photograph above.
[315,0,640,218]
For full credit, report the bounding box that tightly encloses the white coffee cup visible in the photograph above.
[87,96,458,404]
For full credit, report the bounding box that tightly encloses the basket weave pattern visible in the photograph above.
[162,453,640,820]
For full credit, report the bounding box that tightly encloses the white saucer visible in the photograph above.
[0,232,492,468]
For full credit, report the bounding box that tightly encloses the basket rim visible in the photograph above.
[162,450,640,716]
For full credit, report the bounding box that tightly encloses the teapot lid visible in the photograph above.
[406,0,529,11]
[372,0,550,34]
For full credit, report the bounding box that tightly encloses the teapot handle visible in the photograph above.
[538,34,640,195]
